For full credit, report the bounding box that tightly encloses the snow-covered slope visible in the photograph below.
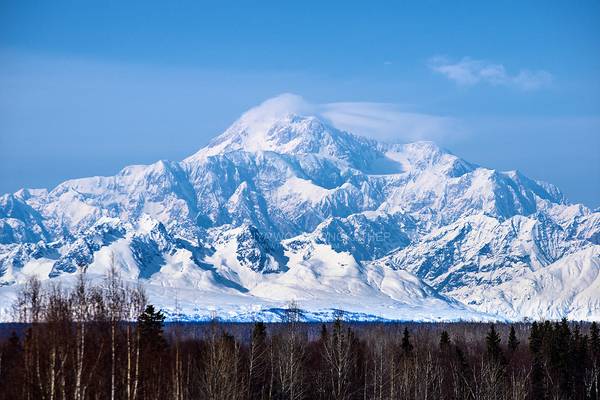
[0,94,598,321]
[460,246,600,320]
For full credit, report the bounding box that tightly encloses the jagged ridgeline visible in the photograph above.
[1,94,599,321]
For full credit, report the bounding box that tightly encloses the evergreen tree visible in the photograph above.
[332,318,343,338]
[0,331,22,370]
[507,325,519,352]
[6,330,21,352]
[138,304,167,351]
[531,355,545,399]
[319,323,329,343]
[529,322,545,399]
[401,327,413,355]
[556,318,572,397]
[591,321,600,359]
[252,320,267,343]
[0,331,23,400]
[570,324,588,400]
[590,321,600,400]
[529,322,542,353]
[485,324,503,363]
[439,330,451,350]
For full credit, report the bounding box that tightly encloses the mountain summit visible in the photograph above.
[1,95,598,321]
[186,94,383,171]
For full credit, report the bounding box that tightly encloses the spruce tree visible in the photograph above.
[138,304,167,352]
[401,327,413,355]
[507,325,519,352]
[1,331,22,369]
[529,322,545,398]
[6,330,21,351]
[556,318,572,397]
[319,323,329,343]
[332,318,343,338]
[570,324,588,399]
[485,324,503,363]
[591,321,600,359]
[439,330,451,350]
[252,321,267,343]
[531,355,545,399]
[529,322,541,353]
[0,331,23,399]
[589,321,600,400]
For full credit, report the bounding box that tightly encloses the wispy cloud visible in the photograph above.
[238,94,462,143]
[319,101,460,142]
[428,56,553,91]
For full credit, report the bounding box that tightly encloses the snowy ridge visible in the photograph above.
[0,94,598,321]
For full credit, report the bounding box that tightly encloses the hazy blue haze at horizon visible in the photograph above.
[0,1,599,207]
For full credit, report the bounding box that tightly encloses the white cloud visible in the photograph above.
[320,101,460,142]
[428,56,553,90]
[239,93,462,143]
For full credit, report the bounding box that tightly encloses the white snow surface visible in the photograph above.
[0,94,598,321]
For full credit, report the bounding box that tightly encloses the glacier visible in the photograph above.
[1,94,598,322]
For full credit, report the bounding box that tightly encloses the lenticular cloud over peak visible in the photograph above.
[238,93,314,123]
[230,93,461,144]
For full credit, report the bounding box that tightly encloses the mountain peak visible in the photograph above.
[235,93,311,125]
[185,95,462,174]
[184,95,383,169]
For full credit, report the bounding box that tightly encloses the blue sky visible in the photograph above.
[1,1,599,207]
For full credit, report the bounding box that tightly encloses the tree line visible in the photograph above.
[0,272,599,400]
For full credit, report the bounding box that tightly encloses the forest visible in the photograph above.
[0,271,599,400]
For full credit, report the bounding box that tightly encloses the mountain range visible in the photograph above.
[1,94,599,321]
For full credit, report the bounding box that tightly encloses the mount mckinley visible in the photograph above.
[1,95,599,321]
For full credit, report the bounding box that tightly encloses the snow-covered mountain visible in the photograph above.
[1,94,598,321]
